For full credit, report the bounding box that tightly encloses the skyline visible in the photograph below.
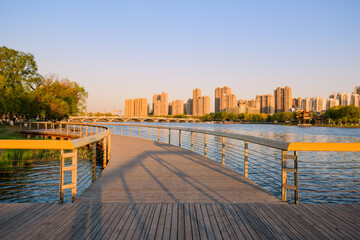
[1,1,359,112]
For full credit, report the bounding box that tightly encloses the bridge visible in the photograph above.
[69,115,201,123]
[0,122,359,239]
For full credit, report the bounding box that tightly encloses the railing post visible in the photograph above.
[60,148,78,202]
[103,137,107,168]
[204,134,207,157]
[222,136,225,165]
[67,124,69,135]
[60,123,62,134]
[60,150,64,203]
[52,123,55,133]
[113,125,115,134]
[158,128,160,141]
[85,125,88,136]
[281,150,287,202]
[121,126,123,135]
[191,131,194,151]
[179,130,181,147]
[168,129,171,144]
[130,126,132,136]
[37,122,39,130]
[80,125,82,136]
[139,127,141,138]
[45,123,47,133]
[108,134,111,160]
[29,122,31,130]
[148,127,150,139]
[244,141,248,178]
[92,142,97,182]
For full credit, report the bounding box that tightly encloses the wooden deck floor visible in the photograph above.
[2,134,360,239]
[0,202,359,239]
[77,135,281,203]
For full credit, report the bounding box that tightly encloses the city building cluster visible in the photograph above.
[124,85,360,117]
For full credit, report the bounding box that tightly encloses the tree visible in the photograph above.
[0,46,42,117]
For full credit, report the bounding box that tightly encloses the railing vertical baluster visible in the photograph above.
[108,134,111,160]
[45,123,47,133]
[169,129,171,144]
[204,134,207,157]
[113,124,115,134]
[67,124,69,135]
[130,126,132,136]
[191,131,194,151]
[294,151,298,204]
[85,125,88,136]
[80,125,82,136]
[37,122,39,130]
[71,149,78,201]
[121,126,123,135]
[281,150,287,202]
[52,123,55,133]
[158,128,160,141]
[96,126,98,134]
[148,127,150,139]
[222,136,225,165]
[244,141,248,178]
[179,130,181,147]
[60,123,62,134]
[92,142,97,182]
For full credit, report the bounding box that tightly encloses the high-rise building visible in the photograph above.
[215,86,237,112]
[169,99,184,115]
[274,86,292,112]
[327,98,339,109]
[311,97,327,112]
[256,94,274,114]
[193,88,210,116]
[352,94,360,107]
[125,98,148,117]
[184,98,193,115]
[153,92,168,115]
[355,86,360,95]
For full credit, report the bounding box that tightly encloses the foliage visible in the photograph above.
[0,46,88,120]
[323,105,360,124]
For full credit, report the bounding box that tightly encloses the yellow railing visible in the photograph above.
[0,122,111,202]
[96,123,360,204]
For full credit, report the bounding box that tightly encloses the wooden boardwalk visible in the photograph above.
[77,135,281,203]
[0,202,359,239]
[0,135,359,239]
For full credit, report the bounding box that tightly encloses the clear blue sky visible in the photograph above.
[1,0,359,113]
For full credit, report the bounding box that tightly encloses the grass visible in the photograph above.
[0,124,24,139]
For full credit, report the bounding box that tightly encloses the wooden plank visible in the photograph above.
[108,203,137,240]
[177,203,185,240]
[189,203,200,240]
[3,204,62,240]
[321,204,360,227]
[163,203,173,240]
[221,203,250,239]
[92,203,126,239]
[257,204,304,240]
[212,203,237,240]
[170,203,178,240]
[155,203,168,239]
[122,203,146,239]
[131,203,153,240]
[139,203,156,240]
[241,203,278,240]
[248,203,291,240]
[147,203,162,240]
[195,203,208,240]
[205,204,223,240]
[184,203,193,240]
[100,203,131,240]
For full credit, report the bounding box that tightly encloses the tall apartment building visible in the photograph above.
[184,98,193,115]
[215,86,237,112]
[193,88,210,116]
[274,86,292,112]
[152,92,168,115]
[125,98,148,117]
[327,98,339,109]
[311,97,327,112]
[169,99,184,115]
[352,94,360,107]
[355,86,360,95]
[256,94,274,114]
